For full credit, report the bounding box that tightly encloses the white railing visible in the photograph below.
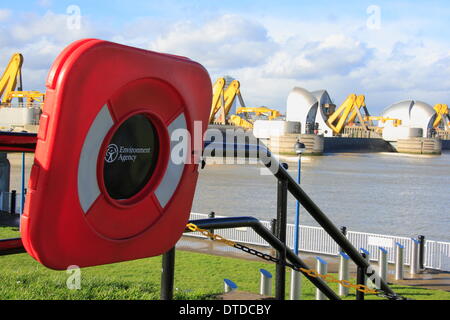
[184,212,450,271]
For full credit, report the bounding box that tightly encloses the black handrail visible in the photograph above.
[205,140,396,297]
[185,216,340,300]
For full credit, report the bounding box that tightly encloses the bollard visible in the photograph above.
[418,235,425,270]
[338,252,350,297]
[224,279,237,293]
[315,257,328,300]
[410,238,420,276]
[395,242,404,281]
[378,247,388,289]
[259,269,272,297]
[289,269,302,300]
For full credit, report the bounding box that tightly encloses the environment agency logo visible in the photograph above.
[105,143,152,163]
[105,144,119,163]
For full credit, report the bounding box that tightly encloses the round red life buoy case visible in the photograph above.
[20,39,211,270]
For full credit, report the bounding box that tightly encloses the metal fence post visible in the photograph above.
[270,218,277,257]
[290,269,302,300]
[224,279,238,293]
[275,175,288,300]
[410,238,419,276]
[10,190,16,214]
[395,242,404,281]
[259,269,272,297]
[0,153,10,213]
[208,211,215,240]
[378,247,388,288]
[418,235,425,270]
[338,252,350,297]
[160,247,176,300]
[270,218,277,235]
[315,257,328,300]
[356,253,367,300]
[360,248,370,286]
[339,226,347,253]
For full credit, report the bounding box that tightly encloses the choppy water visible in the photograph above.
[192,152,450,242]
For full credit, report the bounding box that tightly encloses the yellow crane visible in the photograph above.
[326,94,369,134]
[7,91,45,107]
[236,107,282,120]
[433,103,449,130]
[227,107,282,129]
[0,53,44,107]
[228,114,254,129]
[209,78,245,125]
[0,53,24,104]
[209,77,226,123]
[209,77,282,129]
[363,116,402,127]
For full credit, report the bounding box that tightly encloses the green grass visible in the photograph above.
[0,227,449,300]
[0,226,20,238]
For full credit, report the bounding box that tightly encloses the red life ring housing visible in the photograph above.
[20,39,211,270]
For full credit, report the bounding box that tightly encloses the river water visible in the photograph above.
[6,151,449,242]
[192,152,450,242]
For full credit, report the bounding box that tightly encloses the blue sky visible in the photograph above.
[1,0,449,114]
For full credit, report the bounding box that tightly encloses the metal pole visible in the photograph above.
[418,235,425,270]
[259,269,272,296]
[315,257,328,300]
[294,154,301,255]
[291,154,302,301]
[21,153,25,214]
[360,248,370,286]
[275,176,288,300]
[290,270,301,300]
[339,226,347,253]
[208,211,215,240]
[378,247,388,289]
[0,153,10,213]
[160,247,175,300]
[410,238,419,276]
[395,242,404,281]
[338,252,350,297]
[356,253,367,300]
[10,190,16,214]
[270,218,277,235]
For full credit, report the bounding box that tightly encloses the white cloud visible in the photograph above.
[0,10,100,92]
[10,11,93,43]
[150,14,277,71]
[0,9,11,21]
[263,34,374,80]
[0,9,448,114]
[37,0,52,7]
